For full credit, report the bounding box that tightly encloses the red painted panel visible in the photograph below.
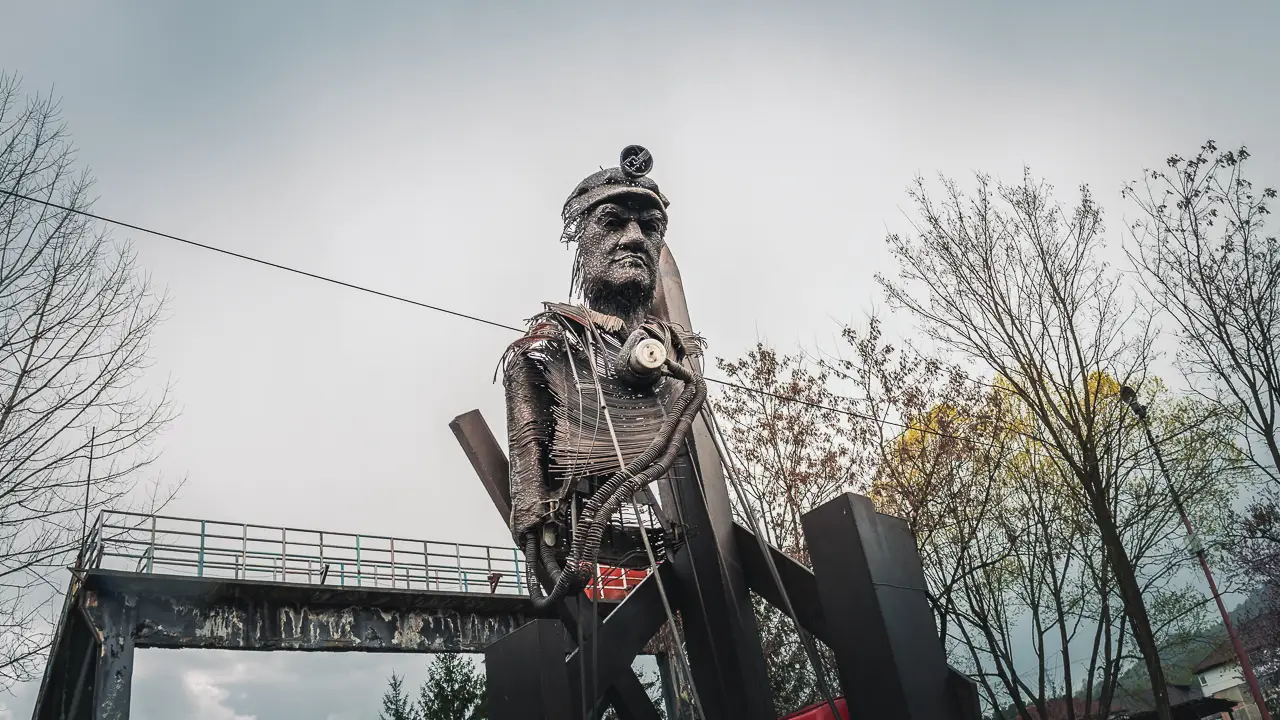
[583,566,648,601]
[779,697,849,720]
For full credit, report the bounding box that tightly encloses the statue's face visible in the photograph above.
[576,199,666,310]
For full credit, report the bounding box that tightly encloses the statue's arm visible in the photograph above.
[502,335,557,542]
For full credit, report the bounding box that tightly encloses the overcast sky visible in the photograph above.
[1,1,1278,718]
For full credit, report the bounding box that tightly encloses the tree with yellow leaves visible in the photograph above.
[877,171,1241,720]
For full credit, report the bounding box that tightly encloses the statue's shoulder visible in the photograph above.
[499,303,591,371]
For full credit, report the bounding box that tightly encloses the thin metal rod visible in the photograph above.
[1125,391,1272,720]
[76,428,96,570]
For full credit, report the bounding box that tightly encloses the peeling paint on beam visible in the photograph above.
[80,570,536,653]
[121,597,526,652]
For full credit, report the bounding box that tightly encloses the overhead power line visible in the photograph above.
[0,190,521,334]
[1,188,987,445]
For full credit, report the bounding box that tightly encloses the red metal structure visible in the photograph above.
[1121,385,1274,720]
[781,697,850,720]
[584,566,649,602]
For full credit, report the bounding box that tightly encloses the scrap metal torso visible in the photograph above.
[503,303,698,559]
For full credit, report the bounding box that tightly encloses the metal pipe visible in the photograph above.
[1121,385,1272,720]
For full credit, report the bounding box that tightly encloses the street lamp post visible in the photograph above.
[1120,385,1272,720]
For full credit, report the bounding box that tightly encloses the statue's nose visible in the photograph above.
[618,221,646,249]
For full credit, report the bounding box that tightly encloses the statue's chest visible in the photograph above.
[543,336,674,480]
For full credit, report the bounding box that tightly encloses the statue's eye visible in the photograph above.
[600,214,623,229]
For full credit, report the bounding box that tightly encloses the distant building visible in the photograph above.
[1193,639,1269,720]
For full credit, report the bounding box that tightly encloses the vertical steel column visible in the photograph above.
[801,492,958,719]
[456,544,466,592]
[92,597,136,720]
[652,246,774,720]
[654,650,698,720]
[425,541,433,589]
[197,520,206,577]
[485,620,572,720]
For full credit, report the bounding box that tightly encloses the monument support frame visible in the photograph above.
[461,246,983,720]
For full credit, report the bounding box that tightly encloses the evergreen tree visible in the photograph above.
[472,666,488,719]
[417,654,485,720]
[379,672,420,720]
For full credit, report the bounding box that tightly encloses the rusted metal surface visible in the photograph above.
[92,589,136,720]
[449,409,511,521]
[34,569,542,718]
[35,564,639,720]
[80,570,535,653]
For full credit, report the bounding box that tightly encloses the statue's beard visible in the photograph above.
[581,271,655,321]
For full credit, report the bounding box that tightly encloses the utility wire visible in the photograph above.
[2,188,992,446]
[0,189,522,334]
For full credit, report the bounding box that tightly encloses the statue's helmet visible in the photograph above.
[560,145,670,242]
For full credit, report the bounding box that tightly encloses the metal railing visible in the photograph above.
[82,511,648,598]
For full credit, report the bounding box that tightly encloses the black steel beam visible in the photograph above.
[733,521,827,642]
[450,410,512,523]
[801,492,959,719]
[485,619,573,720]
[557,593,664,720]
[564,564,672,716]
[91,588,136,720]
[605,674,664,720]
[79,570,534,652]
[32,575,101,720]
[661,453,774,720]
[948,666,984,720]
[652,246,774,720]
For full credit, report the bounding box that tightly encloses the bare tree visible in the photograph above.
[1124,141,1280,679]
[876,170,1180,718]
[1124,141,1280,482]
[0,72,173,689]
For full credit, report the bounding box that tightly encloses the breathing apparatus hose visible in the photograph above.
[525,356,706,610]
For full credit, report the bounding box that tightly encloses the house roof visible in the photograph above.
[1192,615,1272,674]
[1111,683,1200,714]
[1193,641,1240,673]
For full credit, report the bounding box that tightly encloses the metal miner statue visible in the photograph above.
[502,146,706,609]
